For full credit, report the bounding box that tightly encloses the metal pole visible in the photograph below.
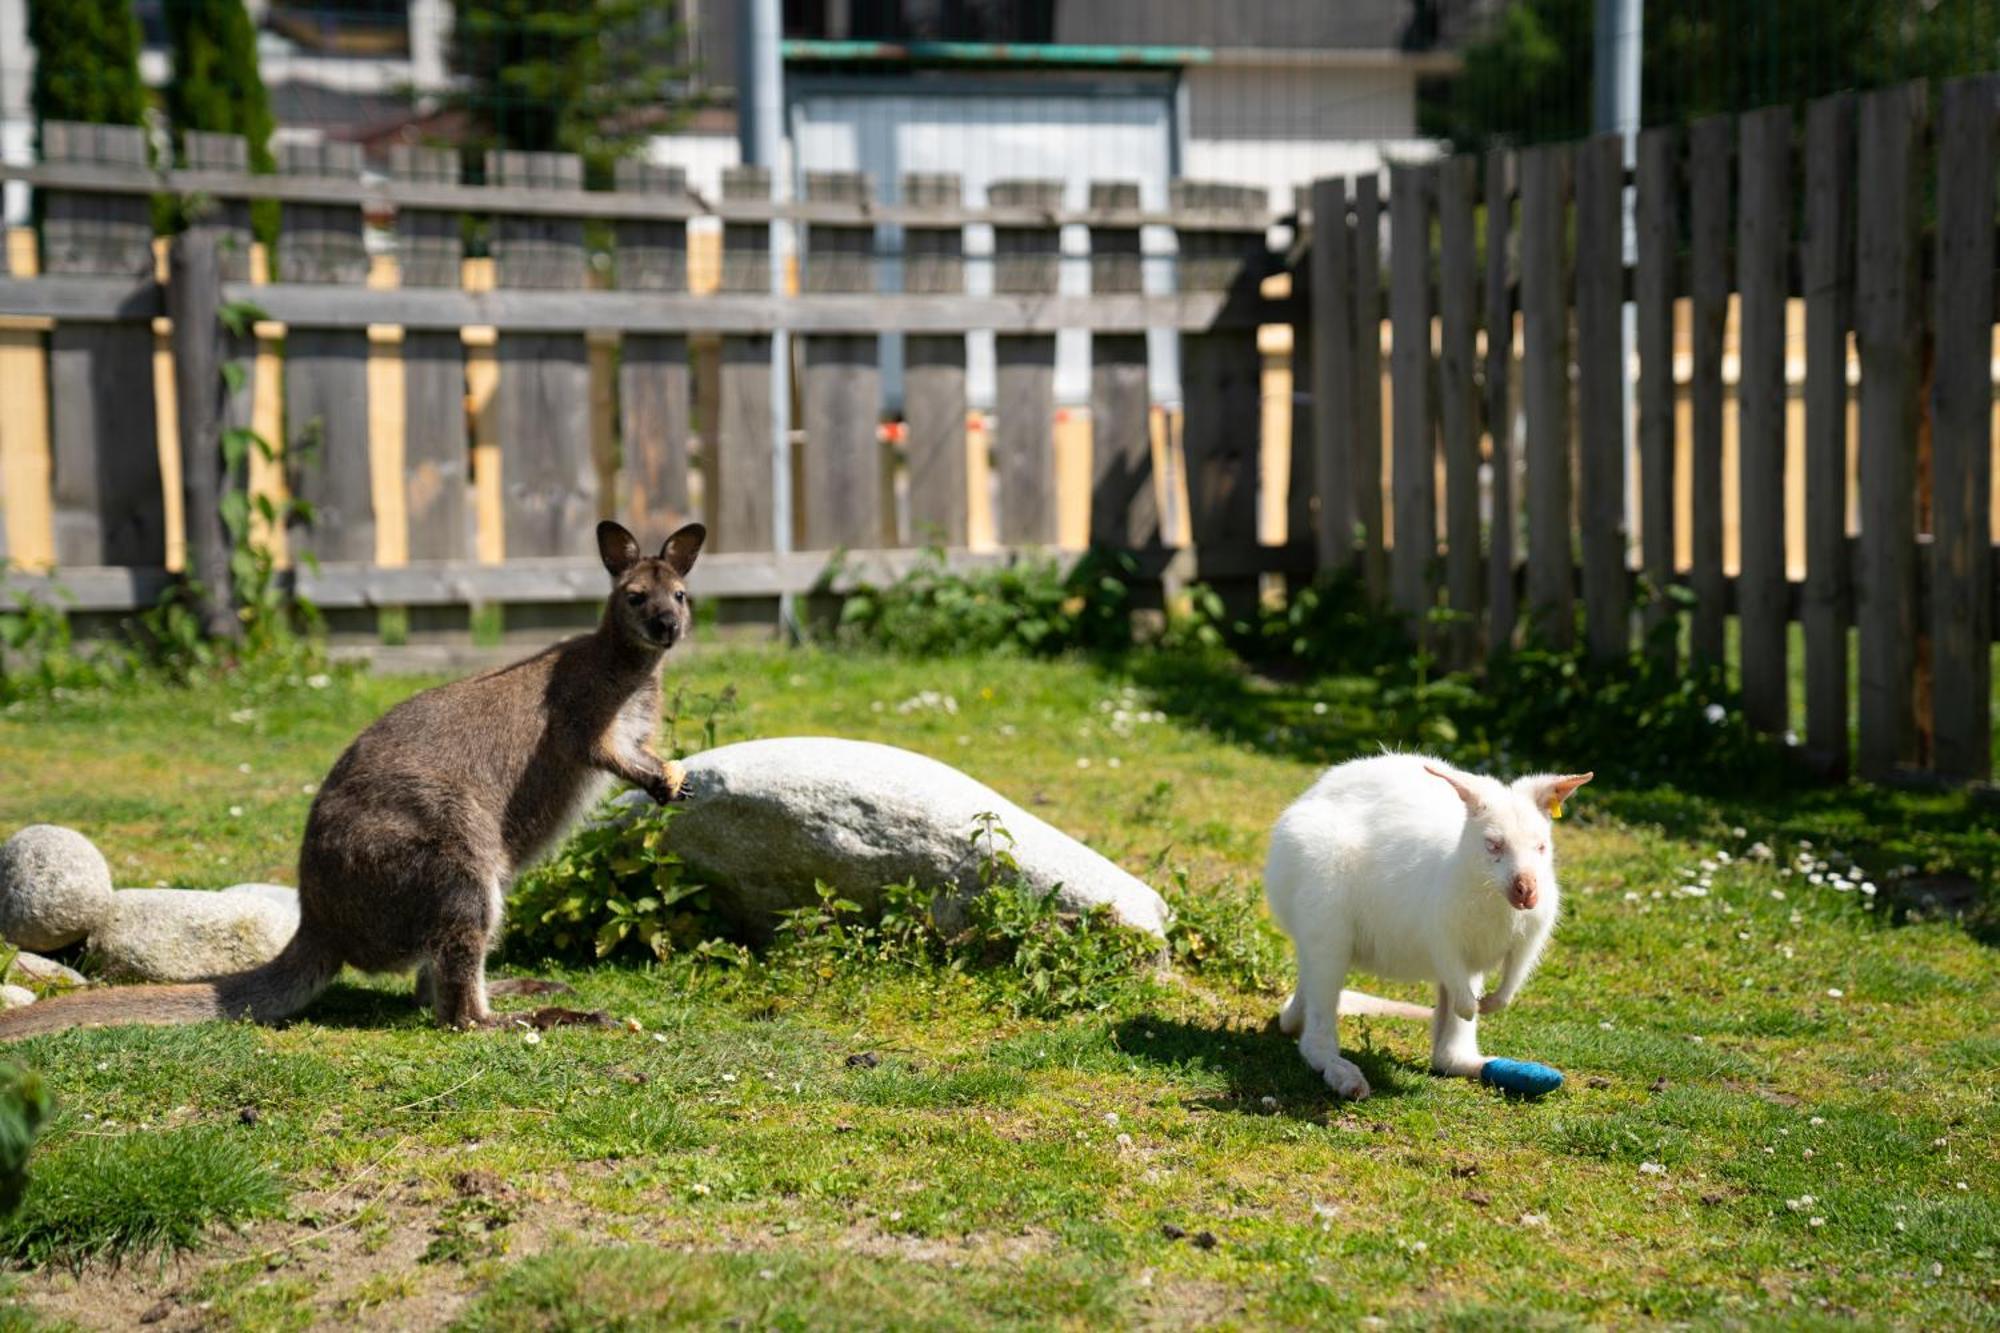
[1596,0,1642,577]
[739,0,794,632]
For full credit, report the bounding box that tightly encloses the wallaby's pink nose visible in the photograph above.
[1508,873,1539,910]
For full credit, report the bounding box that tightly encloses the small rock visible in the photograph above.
[1650,1077,1670,1093]
[1449,1162,1480,1179]
[1465,1191,1492,1207]
[138,1300,173,1325]
[1191,1231,1218,1250]
[845,1051,881,1069]
[0,824,115,950]
[5,951,85,989]
[0,984,34,1009]
[1160,1223,1186,1241]
[88,888,298,983]
[1586,1076,1613,1090]
[238,1106,260,1127]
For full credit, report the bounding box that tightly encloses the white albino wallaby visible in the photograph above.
[1263,753,1592,1100]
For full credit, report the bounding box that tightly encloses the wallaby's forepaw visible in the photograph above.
[1478,991,1509,1016]
[650,760,689,804]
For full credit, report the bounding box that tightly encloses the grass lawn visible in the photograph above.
[0,643,1995,1329]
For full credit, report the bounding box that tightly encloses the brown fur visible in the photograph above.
[0,521,704,1039]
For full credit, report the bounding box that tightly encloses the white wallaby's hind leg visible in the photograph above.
[1293,945,1371,1100]
[1429,981,1487,1078]
[1277,990,1304,1036]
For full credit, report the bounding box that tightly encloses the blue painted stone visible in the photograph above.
[1480,1058,1564,1097]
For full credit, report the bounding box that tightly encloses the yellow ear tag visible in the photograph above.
[1549,801,1564,820]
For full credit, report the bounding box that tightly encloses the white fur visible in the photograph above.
[1264,753,1585,1099]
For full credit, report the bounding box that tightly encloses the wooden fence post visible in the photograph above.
[1929,74,1997,782]
[989,178,1063,547]
[1437,155,1480,666]
[279,141,375,564]
[1388,162,1437,640]
[714,165,776,554]
[168,225,235,637]
[487,150,595,560]
[40,122,162,567]
[1736,107,1794,732]
[799,170,885,550]
[1635,127,1678,657]
[1307,176,1355,574]
[1854,83,1927,781]
[1285,185,1314,569]
[1088,181,1155,548]
[1351,172,1386,601]
[901,172,968,547]
[1520,144,1573,650]
[1801,93,1856,778]
[1175,180,1268,615]
[391,145,472,562]
[1687,115,1733,668]
[1575,133,1628,662]
[1483,149,1518,654]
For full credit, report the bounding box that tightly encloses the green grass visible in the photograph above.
[0,645,1996,1328]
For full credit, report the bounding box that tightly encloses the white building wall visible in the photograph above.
[1182,61,1441,208]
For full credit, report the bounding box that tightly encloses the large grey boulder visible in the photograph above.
[0,824,115,951]
[89,888,299,983]
[222,883,301,914]
[609,737,1170,938]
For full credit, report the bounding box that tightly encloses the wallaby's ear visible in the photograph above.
[1423,763,1484,815]
[1521,772,1594,819]
[660,522,706,577]
[597,520,642,577]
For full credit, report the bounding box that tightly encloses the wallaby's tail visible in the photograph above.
[0,928,343,1041]
[1337,989,1435,1020]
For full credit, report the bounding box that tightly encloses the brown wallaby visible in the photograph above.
[0,520,704,1040]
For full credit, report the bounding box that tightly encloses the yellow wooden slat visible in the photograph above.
[0,228,54,569]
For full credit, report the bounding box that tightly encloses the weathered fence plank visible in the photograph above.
[801,171,884,550]
[1929,75,1997,782]
[279,142,374,564]
[390,146,470,564]
[1736,107,1792,732]
[1088,182,1156,548]
[1520,145,1573,650]
[901,173,968,547]
[1388,163,1436,637]
[1484,149,1517,654]
[1176,181,1266,608]
[1574,133,1627,661]
[1688,115,1732,667]
[1351,173,1386,599]
[488,151,595,560]
[180,132,251,281]
[168,227,235,636]
[714,165,775,554]
[1801,93,1856,777]
[1635,127,1677,655]
[1308,176,1355,573]
[1437,156,1480,666]
[1854,83,1927,781]
[613,160,694,542]
[41,121,161,567]
[990,179,1062,546]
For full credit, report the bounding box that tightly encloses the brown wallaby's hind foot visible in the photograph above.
[427,931,494,1030]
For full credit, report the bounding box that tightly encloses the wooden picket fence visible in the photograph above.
[1299,76,1999,787]
[0,123,1290,617]
[1,73,1997,789]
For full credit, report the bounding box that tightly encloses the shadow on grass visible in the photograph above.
[1112,1014,1422,1117]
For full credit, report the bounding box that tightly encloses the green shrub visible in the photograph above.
[835,547,1136,657]
[0,1066,51,1218]
[506,804,728,965]
[770,814,1162,1018]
